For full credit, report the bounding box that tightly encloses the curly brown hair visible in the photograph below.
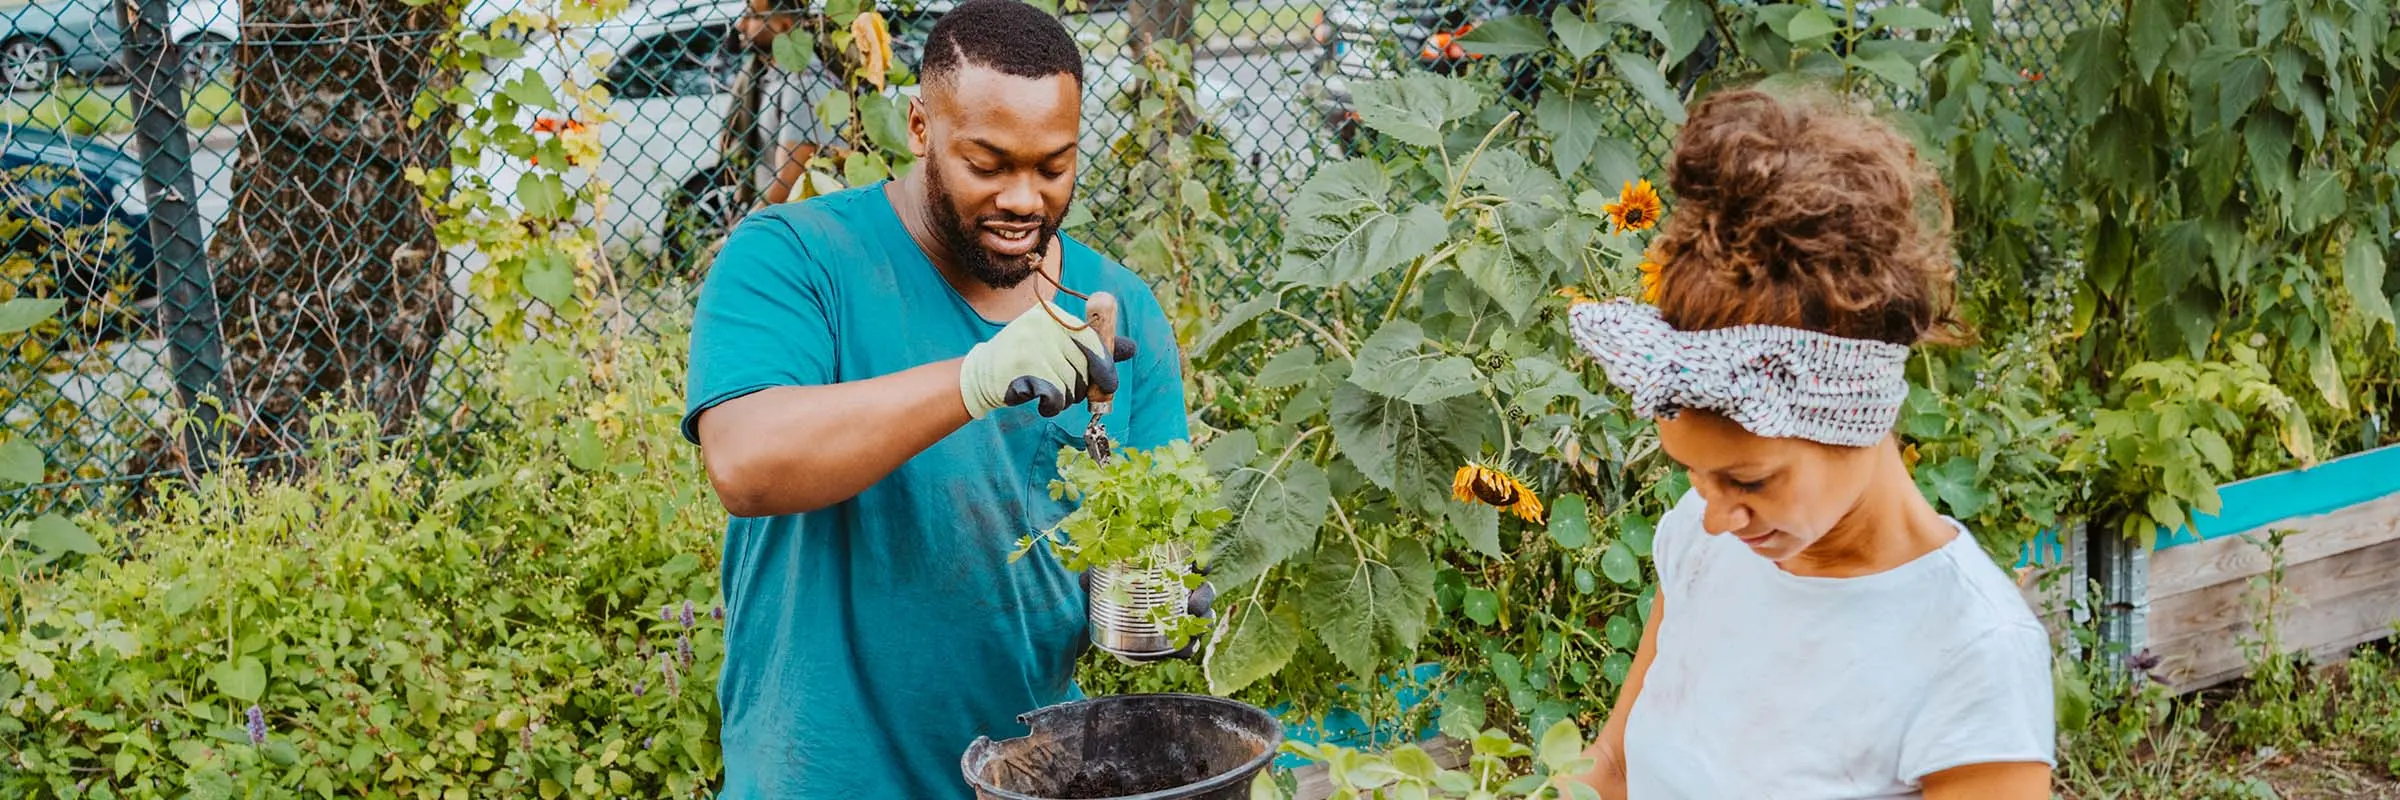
[1650,87,1966,347]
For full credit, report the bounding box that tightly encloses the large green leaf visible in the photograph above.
[1299,540,1438,679]
[1256,347,1320,390]
[2288,169,2346,233]
[213,656,266,703]
[1784,7,1841,41]
[1547,495,1593,548]
[1551,7,1607,61]
[1661,0,1713,65]
[1849,40,1926,89]
[2127,0,2174,81]
[1277,161,1450,288]
[1595,0,1669,46]
[1920,457,1992,519]
[1600,541,1639,585]
[28,513,97,556]
[2216,56,2269,130]
[1869,5,1948,32]
[1204,602,1300,695]
[771,30,815,72]
[0,438,41,485]
[1331,382,1471,504]
[516,172,570,219]
[2061,26,2123,121]
[1467,150,1567,208]
[501,68,557,110]
[1608,51,1685,123]
[1194,294,1276,367]
[2345,230,2393,326]
[0,297,65,335]
[1500,356,1597,414]
[1350,320,1482,405]
[1536,92,1606,182]
[1458,238,1547,325]
[1450,501,1503,558]
[1349,75,1486,148]
[1463,587,1500,626]
[1212,462,1332,587]
[858,92,911,156]
[520,246,577,308]
[1457,15,1550,57]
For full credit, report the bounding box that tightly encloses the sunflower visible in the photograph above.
[1637,258,1662,304]
[1604,179,1663,233]
[1555,285,1596,305]
[1452,462,1545,523]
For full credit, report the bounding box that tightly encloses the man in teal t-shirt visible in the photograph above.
[680,1,1189,796]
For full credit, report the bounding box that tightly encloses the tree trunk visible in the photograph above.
[202,0,456,461]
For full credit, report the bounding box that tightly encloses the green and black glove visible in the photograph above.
[958,301,1136,419]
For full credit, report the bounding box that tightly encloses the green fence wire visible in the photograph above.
[0,0,2098,520]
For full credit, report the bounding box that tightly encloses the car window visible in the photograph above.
[606,24,736,99]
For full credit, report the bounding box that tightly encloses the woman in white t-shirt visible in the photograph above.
[1557,87,2056,799]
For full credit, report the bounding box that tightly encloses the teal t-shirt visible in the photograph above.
[681,183,1189,799]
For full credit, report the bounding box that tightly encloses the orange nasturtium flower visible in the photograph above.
[1452,462,1545,523]
[852,10,893,89]
[1604,179,1663,233]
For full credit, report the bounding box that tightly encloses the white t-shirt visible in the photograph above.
[1624,490,2055,799]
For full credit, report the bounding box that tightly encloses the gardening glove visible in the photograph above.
[959,301,1136,420]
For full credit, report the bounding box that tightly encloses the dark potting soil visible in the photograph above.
[1050,760,1218,799]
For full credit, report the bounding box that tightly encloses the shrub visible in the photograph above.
[1,320,731,799]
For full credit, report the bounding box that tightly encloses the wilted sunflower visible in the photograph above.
[1452,462,1545,523]
[1604,179,1663,233]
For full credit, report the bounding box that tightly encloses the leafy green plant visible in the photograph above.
[1260,718,1601,800]
[411,0,631,339]
[0,316,732,798]
[2065,349,2313,548]
[1019,442,1230,647]
[1027,441,1229,575]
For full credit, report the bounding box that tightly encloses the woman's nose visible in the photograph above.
[1702,502,1750,536]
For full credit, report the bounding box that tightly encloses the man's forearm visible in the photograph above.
[696,359,971,517]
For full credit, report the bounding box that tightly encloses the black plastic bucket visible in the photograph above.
[960,693,1284,800]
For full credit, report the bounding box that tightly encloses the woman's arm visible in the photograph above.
[1920,762,2051,799]
[1557,591,1666,800]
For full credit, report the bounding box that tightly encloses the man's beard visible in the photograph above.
[925,159,1069,290]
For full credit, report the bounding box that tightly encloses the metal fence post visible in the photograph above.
[2087,519,2151,674]
[119,0,226,467]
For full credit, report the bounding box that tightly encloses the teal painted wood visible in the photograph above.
[2154,443,2400,550]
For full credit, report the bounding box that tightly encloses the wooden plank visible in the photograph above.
[2150,493,2400,598]
[2148,528,2400,645]
[2158,443,2400,548]
[2148,571,2400,692]
[1291,736,1466,800]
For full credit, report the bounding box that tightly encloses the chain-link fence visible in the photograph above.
[0,0,2097,519]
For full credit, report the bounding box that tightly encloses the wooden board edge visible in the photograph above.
[2150,491,2400,599]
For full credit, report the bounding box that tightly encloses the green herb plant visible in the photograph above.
[1019,442,1231,648]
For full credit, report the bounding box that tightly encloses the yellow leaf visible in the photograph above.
[851,11,892,89]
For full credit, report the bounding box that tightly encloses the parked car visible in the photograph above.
[0,0,127,92]
[0,123,155,324]
[168,0,237,85]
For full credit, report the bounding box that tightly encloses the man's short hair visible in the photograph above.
[920,0,1085,90]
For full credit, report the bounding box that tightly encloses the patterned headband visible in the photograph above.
[1566,299,1911,447]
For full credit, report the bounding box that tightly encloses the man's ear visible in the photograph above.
[907,94,929,159]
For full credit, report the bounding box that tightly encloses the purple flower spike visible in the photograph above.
[680,600,695,628]
[660,604,673,622]
[659,652,680,696]
[679,634,693,666]
[633,679,646,697]
[245,705,266,745]
[712,605,724,621]
[644,736,655,750]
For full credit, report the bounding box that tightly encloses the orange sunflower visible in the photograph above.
[1451,462,1545,523]
[1637,256,1662,304]
[1604,179,1663,233]
[1555,285,1596,305]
